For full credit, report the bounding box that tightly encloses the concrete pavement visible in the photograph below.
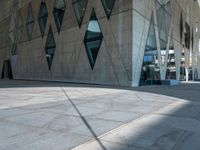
[0,80,199,150]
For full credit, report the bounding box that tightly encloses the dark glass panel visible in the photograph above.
[156,0,171,65]
[140,14,160,85]
[166,34,176,80]
[185,22,190,49]
[84,9,103,69]
[72,0,88,27]
[38,1,48,37]
[45,26,56,70]
[53,0,66,33]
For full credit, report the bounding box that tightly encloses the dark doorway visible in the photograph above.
[1,60,13,79]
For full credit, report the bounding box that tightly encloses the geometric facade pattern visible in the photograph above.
[180,12,183,42]
[185,22,190,49]
[156,0,171,65]
[53,0,66,33]
[38,0,48,37]
[166,33,176,79]
[101,0,116,19]
[72,0,88,28]
[84,9,103,70]
[140,14,160,85]
[16,13,23,42]
[26,3,34,41]
[45,26,56,70]
[9,0,20,56]
[1,0,199,87]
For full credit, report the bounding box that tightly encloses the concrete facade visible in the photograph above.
[0,0,200,87]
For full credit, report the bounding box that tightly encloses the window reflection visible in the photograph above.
[101,0,116,19]
[84,9,103,69]
[38,0,48,37]
[53,0,66,33]
[140,14,160,85]
[45,26,56,70]
[156,0,171,66]
[72,0,88,27]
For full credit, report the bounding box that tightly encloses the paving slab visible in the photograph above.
[0,80,200,150]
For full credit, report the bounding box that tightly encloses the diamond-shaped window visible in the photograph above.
[101,0,116,19]
[72,0,88,28]
[38,0,48,37]
[84,9,103,70]
[26,3,34,41]
[53,0,66,33]
[45,26,56,70]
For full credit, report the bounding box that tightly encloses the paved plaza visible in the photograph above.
[0,80,200,150]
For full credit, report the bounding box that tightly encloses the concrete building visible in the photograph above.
[0,0,200,87]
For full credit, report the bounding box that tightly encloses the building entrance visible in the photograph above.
[1,60,13,79]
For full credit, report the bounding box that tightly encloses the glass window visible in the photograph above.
[26,3,34,41]
[166,34,176,79]
[38,0,48,37]
[72,0,88,27]
[84,9,103,69]
[140,14,160,85]
[45,26,56,70]
[101,0,116,19]
[185,22,190,49]
[53,0,66,33]
[156,0,171,66]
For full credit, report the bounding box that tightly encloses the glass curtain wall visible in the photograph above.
[140,14,160,85]
[156,0,171,66]
[72,0,88,27]
[166,34,176,79]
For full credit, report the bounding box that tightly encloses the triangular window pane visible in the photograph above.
[156,0,171,65]
[166,34,176,79]
[45,26,56,70]
[180,12,183,42]
[140,14,160,85]
[72,0,88,27]
[185,22,190,49]
[84,9,103,70]
[101,0,116,19]
[38,0,48,37]
[53,0,66,33]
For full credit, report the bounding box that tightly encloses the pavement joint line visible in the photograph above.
[72,100,177,149]
[100,139,151,150]
[171,130,190,150]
